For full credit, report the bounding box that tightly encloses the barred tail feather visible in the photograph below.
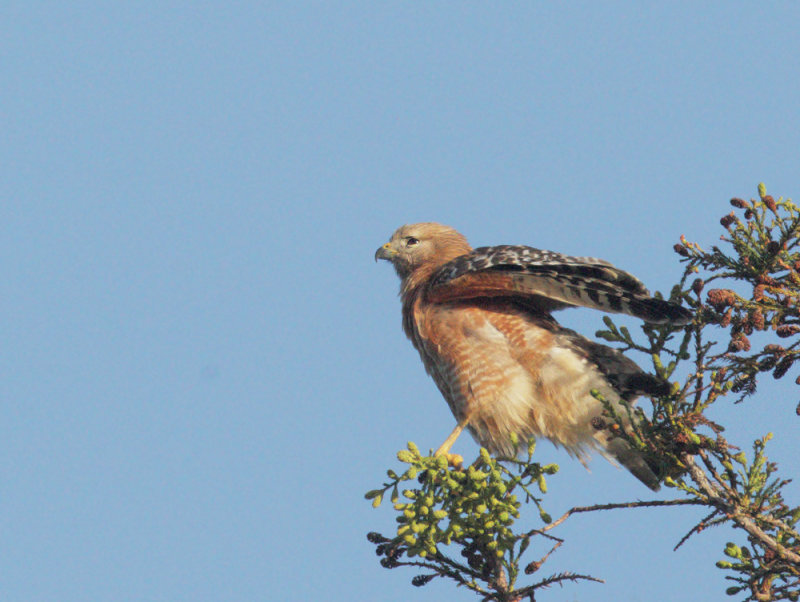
[600,436,661,491]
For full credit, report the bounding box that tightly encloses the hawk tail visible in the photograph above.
[597,434,661,491]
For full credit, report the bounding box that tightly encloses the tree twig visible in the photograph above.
[682,454,800,566]
[540,498,704,533]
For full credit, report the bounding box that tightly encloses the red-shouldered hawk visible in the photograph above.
[375,223,691,491]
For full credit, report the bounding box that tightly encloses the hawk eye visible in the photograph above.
[405,237,420,247]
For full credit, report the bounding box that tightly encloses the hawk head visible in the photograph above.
[375,223,471,280]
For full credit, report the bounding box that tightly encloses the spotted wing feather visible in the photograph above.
[428,245,691,325]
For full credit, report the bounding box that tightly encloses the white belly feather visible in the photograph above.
[459,321,621,459]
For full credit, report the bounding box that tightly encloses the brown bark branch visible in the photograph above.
[539,498,703,533]
[682,453,800,566]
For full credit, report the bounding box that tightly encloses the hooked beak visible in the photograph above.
[374,242,396,262]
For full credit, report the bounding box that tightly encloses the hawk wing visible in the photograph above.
[427,245,691,324]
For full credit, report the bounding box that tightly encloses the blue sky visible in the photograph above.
[2,3,799,601]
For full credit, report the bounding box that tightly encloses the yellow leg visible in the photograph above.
[434,419,469,467]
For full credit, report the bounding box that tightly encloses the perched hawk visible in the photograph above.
[375,223,691,491]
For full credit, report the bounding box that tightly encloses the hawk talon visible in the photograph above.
[444,453,464,468]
